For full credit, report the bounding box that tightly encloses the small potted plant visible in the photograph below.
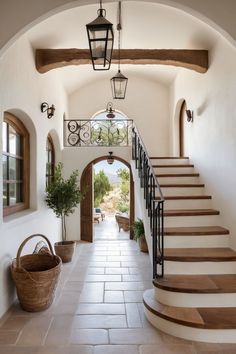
[133,218,148,253]
[45,162,83,262]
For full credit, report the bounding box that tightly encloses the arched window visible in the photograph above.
[46,135,55,186]
[2,112,29,216]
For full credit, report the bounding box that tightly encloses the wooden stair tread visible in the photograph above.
[160,183,204,187]
[153,274,236,293]
[164,226,229,236]
[164,248,236,262]
[150,157,189,159]
[144,289,236,329]
[155,195,212,200]
[164,209,219,217]
[156,173,199,177]
[152,164,194,168]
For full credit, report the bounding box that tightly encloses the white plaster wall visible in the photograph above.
[69,76,170,156]
[62,146,131,241]
[0,36,67,317]
[170,37,236,249]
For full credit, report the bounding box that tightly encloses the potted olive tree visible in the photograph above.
[45,162,83,262]
[133,218,148,253]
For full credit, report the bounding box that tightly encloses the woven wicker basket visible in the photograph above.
[11,234,62,312]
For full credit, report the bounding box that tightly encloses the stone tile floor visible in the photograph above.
[1,218,236,353]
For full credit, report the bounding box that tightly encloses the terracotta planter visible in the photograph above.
[54,241,76,263]
[138,234,148,253]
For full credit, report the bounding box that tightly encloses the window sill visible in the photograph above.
[2,209,39,229]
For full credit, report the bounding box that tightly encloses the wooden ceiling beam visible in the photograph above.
[36,48,208,74]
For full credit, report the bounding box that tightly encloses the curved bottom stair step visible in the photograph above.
[143,289,236,330]
[164,248,236,262]
[153,274,236,293]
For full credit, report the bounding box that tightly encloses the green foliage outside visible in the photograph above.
[94,170,112,207]
[133,218,145,240]
[45,162,83,242]
[116,168,130,213]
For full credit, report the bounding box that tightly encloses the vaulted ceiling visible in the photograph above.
[26,1,219,94]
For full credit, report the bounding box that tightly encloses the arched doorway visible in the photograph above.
[80,156,134,242]
[179,100,187,157]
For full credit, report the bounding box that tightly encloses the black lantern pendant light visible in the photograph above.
[107,151,114,165]
[86,0,114,70]
[111,2,128,99]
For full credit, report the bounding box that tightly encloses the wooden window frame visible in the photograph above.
[3,112,30,217]
[46,134,55,186]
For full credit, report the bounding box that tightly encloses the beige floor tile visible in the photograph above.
[125,303,142,328]
[87,268,105,275]
[45,315,73,345]
[72,315,127,328]
[70,329,109,344]
[105,282,146,291]
[0,346,39,353]
[90,256,107,261]
[122,275,142,282]
[79,283,104,303]
[104,291,124,303]
[17,317,52,346]
[68,345,94,354]
[37,346,70,354]
[52,292,80,314]
[85,275,121,282]
[123,291,145,303]
[121,262,137,268]
[0,331,19,345]
[76,303,125,315]
[0,316,30,331]
[94,344,139,354]
[140,344,196,354]
[105,268,129,275]
[137,303,152,328]
[109,328,162,344]
[89,262,121,268]
[63,281,84,292]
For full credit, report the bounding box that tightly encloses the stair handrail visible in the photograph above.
[132,125,165,278]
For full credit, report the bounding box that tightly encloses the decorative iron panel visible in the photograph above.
[64,119,133,147]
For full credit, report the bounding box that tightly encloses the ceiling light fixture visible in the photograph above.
[107,151,114,165]
[110,2,128,99]
[86,0,114,71]
[106,102,116,118]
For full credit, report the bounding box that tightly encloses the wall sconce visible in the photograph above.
[186,109,193,122]
[107,151,114,165]
[106,102,115,119]
[41,102,55,119]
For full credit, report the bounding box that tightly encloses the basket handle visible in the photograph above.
[16,234,55,269]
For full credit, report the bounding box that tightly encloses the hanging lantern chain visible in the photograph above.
[117,1,122,71]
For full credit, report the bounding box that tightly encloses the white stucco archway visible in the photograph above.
[0,0,236,57]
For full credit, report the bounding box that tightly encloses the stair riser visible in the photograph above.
[144,307,236,343]
[164,199,212,209]
[165,261,236,275]
[155,288,236,308]
[151,159,190,165]
[161,187,205,196]
[158,176,200,184]
[164,215,220,227]
[154,167,195,174]
[165,235,229,248]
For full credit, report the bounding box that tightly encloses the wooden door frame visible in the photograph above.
[179,100,186,157]
[80,156,134,242]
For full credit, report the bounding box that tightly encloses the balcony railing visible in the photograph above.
[64,119,133,147]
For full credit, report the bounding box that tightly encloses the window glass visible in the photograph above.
[2,113,29,216]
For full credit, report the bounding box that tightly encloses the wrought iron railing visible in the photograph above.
[132,126,164,278]
[64,119,133,147]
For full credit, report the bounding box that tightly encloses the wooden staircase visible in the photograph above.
[143,157,236,343]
